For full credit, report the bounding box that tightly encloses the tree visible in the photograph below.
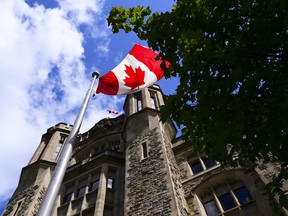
[107,0,288,208]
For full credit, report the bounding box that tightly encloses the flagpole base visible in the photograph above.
[92,71,99,79]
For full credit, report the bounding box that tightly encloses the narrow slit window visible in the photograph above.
[136,92,142,111]
[142,142,148,159]
[52,143,63,160]
[137,98,142,111]
[107,178,114,189]
[150,92,158,110]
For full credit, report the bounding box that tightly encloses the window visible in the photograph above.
[107,178,114,189]
[142,142,148,159]
[150,92,158,109]
[90,180,99,191]
[52,143,63,160]
[203,158,215,169]
[190,157,216,175]
[233,186,253,205]
[77,186,86,198]
[203,199,219,216]
[63,192,73,204]
[190,161,203,174]
[218,193,236,211]
[136,92,142,111]
[202,185,253,215]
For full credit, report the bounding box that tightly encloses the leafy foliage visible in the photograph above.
[107,0,288,209]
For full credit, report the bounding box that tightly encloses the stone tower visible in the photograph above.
[122,85,189,215]
[3,123,71,215]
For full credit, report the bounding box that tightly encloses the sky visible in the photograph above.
[0,0,176,212]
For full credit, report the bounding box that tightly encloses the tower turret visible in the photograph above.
[122,84,189,215]
[3,123,71,216]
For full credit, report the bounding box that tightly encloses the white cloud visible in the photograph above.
[0,0,119,203]
[57,0,103,24]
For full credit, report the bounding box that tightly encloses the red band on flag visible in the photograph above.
[96,71,118,95]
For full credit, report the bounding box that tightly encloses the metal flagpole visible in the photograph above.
[37,71,99,216]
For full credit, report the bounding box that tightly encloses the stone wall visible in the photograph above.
[126,128,172,215]
[3,185,39,216]
[162,131,190,216]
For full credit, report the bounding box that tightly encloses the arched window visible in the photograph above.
[198,182,254,215]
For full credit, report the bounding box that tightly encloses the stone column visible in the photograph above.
[94,164,108,215]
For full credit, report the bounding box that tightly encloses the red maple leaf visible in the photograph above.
[123,64,145,90]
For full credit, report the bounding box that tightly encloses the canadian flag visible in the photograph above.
[96,44,169,95]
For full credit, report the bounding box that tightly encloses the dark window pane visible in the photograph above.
[191,161,203,174]
[218,193,236,211]
[63,192,72,204]
[77,186,86,197]
[204,199,219,216]
[234,186,253,204]
[203,158,215,169]
[90,180,99,191]
[142,142,148,158]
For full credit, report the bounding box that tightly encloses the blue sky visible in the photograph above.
[0,0,176,213]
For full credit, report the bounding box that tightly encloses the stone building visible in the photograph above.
[2,85,287,215]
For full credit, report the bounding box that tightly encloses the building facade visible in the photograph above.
[2,85,286,216]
